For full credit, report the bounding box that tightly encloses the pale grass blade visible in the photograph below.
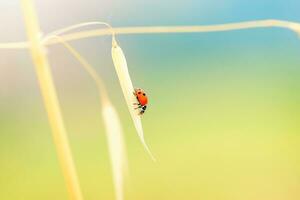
[111,44,156,161]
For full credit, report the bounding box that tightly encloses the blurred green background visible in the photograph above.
[0,0,300,199]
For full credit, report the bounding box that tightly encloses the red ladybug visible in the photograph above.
[133,88,148,115]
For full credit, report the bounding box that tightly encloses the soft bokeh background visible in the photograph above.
[1,0,300,199]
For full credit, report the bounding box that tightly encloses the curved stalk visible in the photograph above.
[54,19,300,43]
[1,19,300,49]
[42,21,117,47]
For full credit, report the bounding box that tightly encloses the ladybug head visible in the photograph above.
[135,88,146,96]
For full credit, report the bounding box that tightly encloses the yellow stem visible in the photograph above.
[1,19,300,49]
[20,1,83,200]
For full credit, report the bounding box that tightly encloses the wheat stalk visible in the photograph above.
[20,0,83,200]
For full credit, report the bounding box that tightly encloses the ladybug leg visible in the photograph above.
[134,105,143,109]
[138,110,145,115]
[133,103,141,109]
[133,102,142,108]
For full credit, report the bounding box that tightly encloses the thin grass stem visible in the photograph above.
[1,19,300,49]
[56,19,300,43]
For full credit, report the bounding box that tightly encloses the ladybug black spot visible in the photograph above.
[143,93,146,96]
[138,92,141,94]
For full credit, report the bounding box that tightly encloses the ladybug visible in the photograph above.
[133,88,148,115]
